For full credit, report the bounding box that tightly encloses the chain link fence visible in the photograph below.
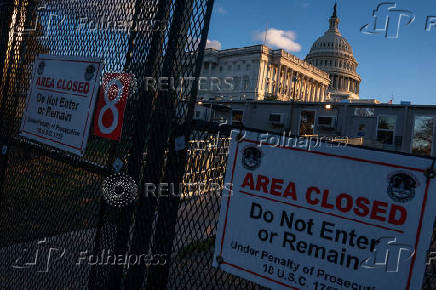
[165,126,267,289]
[1,0,436,289]
[0,0,237,288]
[168,125,436,290]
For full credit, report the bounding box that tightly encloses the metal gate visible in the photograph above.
[0,0,224,288]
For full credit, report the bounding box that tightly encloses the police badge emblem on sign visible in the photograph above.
[387,171,418,203]
[242,146,262,170]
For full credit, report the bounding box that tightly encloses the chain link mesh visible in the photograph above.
[0,0,238,288]
[165,128,268,289]
[2,0,434,289]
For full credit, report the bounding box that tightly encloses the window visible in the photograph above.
[194,111,201,119]
[269,113,284,124]
[317,116,336,134]
[233,76,241,90]
[354,107,375,117]
[318,116,335,127]
[358,124,366,137]
[412,116,434,156]
[232,110,244,125]
[270,114,280,122]
[243,76,250,90]
[377,115,396,145]
[299,111,316,135]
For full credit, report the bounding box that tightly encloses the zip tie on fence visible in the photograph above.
[1,145,7,155]
[216,255,224,268]
[237,124,246,143]
[424,157,436,180]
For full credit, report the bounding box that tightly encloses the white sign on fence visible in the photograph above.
[213,130,436,290]
[20,55,104,156]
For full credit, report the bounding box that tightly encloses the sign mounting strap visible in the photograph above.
[424,157,436,180]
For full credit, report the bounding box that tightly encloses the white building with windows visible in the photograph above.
[195,100,436,157]
[199,45,331,102]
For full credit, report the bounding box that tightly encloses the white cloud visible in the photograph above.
[206,39,222,50]
[253,28,302,53]
[216,6,228,14]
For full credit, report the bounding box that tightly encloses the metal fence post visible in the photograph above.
[88,0,173,288]
[0,0,14,80]
[124,0,215,288]
[123,0,190,284]
[0,0,16,196]
[143,0,215,288]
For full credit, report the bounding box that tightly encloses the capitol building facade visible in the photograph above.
[199,5,362,103]
[200,45,331,102]
[305,4,361,101]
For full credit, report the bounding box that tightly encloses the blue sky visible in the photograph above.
[206,0,436,105]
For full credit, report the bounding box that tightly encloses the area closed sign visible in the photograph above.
[213,131,436,290]
[20,55,104,156]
